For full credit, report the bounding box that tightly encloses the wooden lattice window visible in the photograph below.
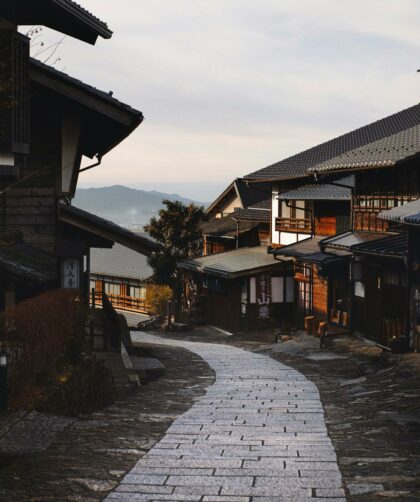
[353,194,418,231]
[0,31,30,156]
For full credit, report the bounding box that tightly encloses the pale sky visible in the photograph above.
[31,1,420,201]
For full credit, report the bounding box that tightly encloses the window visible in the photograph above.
[297,281,312,314]
[271,277,284,303]
[249,277,256,303]
[241,281,248,303]
[105,282,121,296]
[296,264,311,278]
[131,286,146,299]
[354,281,365,298]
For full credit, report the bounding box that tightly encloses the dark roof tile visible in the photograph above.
[378,198,420,224]
[278,183,351,201]
[245,103,420,181]
[0,243,56,283]
[311,125,420,173]
[352,233,407,258]
[91,243,153,281]
[232,207,270,223]
[200,217,256,238]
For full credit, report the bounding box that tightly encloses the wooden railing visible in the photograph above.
[353,194,418,212]
[90,291,149,314]
[275,217,312,233]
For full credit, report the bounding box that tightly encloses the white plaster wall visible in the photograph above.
[279,232,299,245]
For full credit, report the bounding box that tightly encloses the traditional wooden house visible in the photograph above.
[270,104,420,347]
[178,246,294,333]
[242,103,420,347]
[89,241,153,314]
[203,179,270,254]
[376,200,420,349]
[0,1,156,310]
[268,178,352,324]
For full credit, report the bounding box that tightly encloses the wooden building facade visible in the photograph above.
[242,101,420,348]
[89,242,153,314]
[0,1,156,310]
[179,247,294,334]
[203,179,270,255]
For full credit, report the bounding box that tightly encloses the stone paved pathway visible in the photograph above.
[106,333,345,501]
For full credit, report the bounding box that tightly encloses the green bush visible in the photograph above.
[146,284,173,317]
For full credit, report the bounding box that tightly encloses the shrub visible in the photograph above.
[0,289,87,408]
[36,357,116,416]
[146,284,173,317]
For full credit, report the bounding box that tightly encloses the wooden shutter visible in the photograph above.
[11,32,30,154]
[0,31,30,156]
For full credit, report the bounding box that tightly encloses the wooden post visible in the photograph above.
[167,301,173,328]
[304,316,315,335]
[317,321,328,338]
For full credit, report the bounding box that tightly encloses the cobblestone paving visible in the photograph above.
[106,333,344,501]
[0,344,213,501]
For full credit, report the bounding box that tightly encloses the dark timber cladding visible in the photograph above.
[274,237,351,325]
[30,58,143,158]
[179,247,294,333]
[0,58,144,253]
[1,0,112,44]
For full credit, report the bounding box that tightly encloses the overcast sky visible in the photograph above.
[32,0,420,201]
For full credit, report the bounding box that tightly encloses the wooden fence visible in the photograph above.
[90,290,149,314]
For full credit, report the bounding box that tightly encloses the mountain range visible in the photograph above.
[73,185,206,231]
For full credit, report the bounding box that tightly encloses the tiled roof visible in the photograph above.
[245,103,420,181]
[6,0,112,44]
[178,246,291,279]
[278,183,351,201]
[321,230,395,250]
[91,243,153,281]
[54,0,111,35]
[235,180,271,208]
[352,233,407,259]
[31,58,142,120]
[232,207,271,223]
[60,204,158,256]
[378,199,420,225]
[206,180,271,216]
[200,217,256,238]
[250,198,271,209]
[273,236,350,264]
[310,125,420,174]
[0,243,56,283]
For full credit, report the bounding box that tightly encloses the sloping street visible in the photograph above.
[106,334,344,501]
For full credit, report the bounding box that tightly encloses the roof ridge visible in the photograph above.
[245,102,420,181]
[54,0,111,33]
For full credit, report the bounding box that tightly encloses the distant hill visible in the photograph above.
[74,185,206,231]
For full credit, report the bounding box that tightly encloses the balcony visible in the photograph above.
[91,291,149,314]
[275,217,312,234]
